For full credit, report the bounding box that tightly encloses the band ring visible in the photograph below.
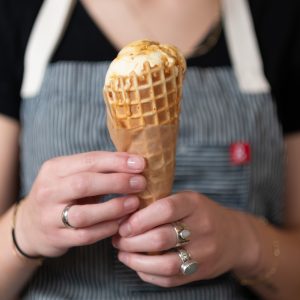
[61,205,75,229]
[177,248,199,275]
[172,222,191,247]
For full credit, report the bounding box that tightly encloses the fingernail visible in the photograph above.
[118,252,127,263]
[124,197,138,210]
[112,236,119,248]
[119,223,132,237]
[117,217,127,224]
[129,176,146,190]
[127,156,144,170]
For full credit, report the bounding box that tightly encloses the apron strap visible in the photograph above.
[222,0,270,93]
[21,0,76,98]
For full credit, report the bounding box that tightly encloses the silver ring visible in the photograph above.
[177,248,199,275]
[61,205,75,229]
[172,222,191,247]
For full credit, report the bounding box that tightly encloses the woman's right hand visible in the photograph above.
[15,151,146,258]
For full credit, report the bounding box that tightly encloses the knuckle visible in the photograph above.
[110,174,130,193]
[161,278,176,288]
[164,259,180,276]
[82,152,98,169]
[76,229,94,245]
[120,153,134,169]
[71,175,90,195]
[200,216,214,235]
[151,231,169,251]
[124,253,133,267]
[206,242,218,260]
[40,160,53,173]
[40,157,64,176]
[159,198,176,220]
[188,191,200,205]
[70,207,87,227]
[180,191,200,209]
[129,215,141,232]
[197,262,210,278]
[137,272,152,285]
[35,184,53,202]
[110,199,124,216]
[101,221,119,238]
[189,191,199,199]
[137,272,146,282]
[110,153,124,170]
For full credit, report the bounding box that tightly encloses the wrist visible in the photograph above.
[13,200,44,260]
[231,212,263,277]
[232,213,282,285]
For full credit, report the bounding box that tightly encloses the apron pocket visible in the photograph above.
[174,144,251,211]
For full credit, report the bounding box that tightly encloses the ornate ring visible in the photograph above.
[177,248,199,275]
[61,205,75,229]
[172,222,191,247]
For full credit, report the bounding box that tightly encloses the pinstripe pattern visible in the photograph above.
[20,62,283,299]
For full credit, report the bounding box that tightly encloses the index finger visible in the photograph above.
[119,192,197,237]
[42,151,145,177]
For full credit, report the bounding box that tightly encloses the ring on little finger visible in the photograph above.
[61,205,76,229]
[172,222,191,247]
[177,248,199,275]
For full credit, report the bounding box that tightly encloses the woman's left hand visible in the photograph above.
[112,191,259,287]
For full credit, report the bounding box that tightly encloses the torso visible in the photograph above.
[81,0,221,57]
[19,1,284,299]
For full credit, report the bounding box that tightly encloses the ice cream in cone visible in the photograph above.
[103,40,186,208]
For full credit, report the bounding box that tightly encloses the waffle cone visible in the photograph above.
[103,46,185,208]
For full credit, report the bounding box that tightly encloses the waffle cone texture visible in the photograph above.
[103,40,186,207]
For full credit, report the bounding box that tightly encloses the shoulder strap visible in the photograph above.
[21,0,76,98]
[221,0,270,93]
[22,0,269,96]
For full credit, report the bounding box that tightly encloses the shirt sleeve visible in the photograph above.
[0,0,22,120]
[251,0,300,135]
[274,17,300,135]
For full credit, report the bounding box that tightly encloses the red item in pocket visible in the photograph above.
[230,143,251,165]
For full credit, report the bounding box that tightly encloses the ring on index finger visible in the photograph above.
[172,222,191,247]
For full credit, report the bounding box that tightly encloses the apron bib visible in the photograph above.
[19,1,284,299]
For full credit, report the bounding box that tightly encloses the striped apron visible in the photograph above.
[19,0,284,299]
